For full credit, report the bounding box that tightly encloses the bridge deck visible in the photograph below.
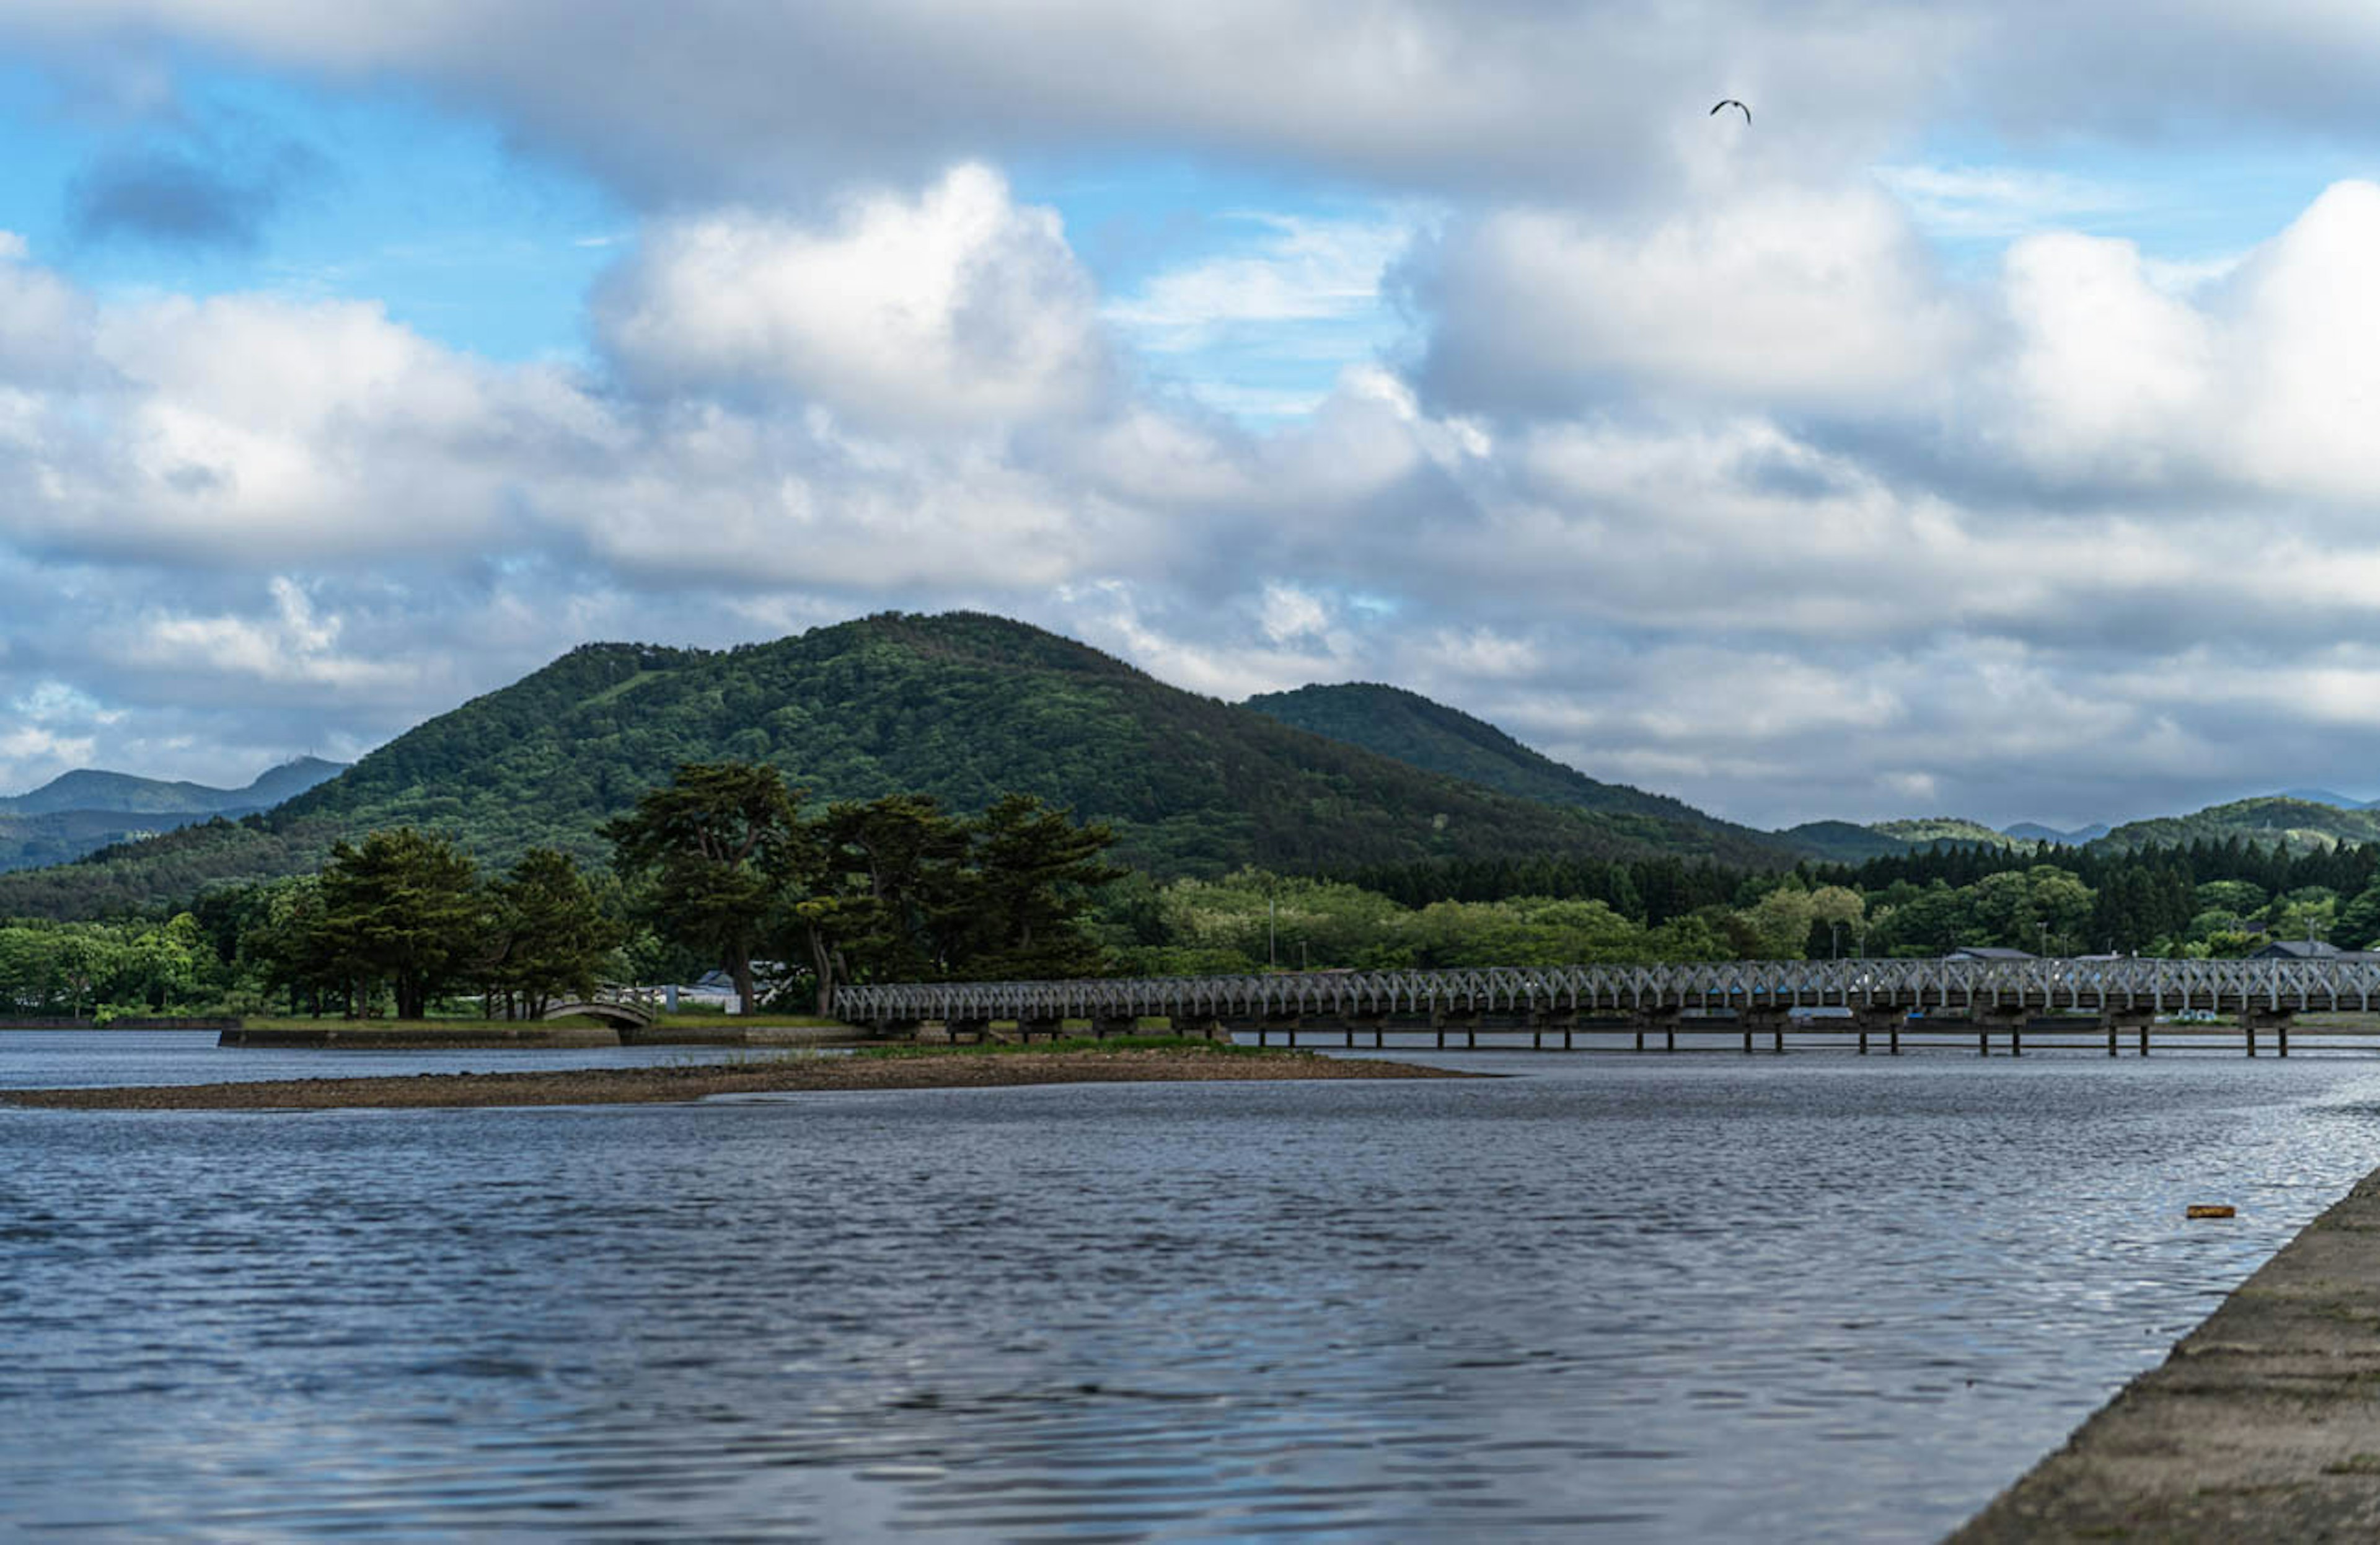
[838,958,2380,1056]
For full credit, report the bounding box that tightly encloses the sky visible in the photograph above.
[1,3,2378,832]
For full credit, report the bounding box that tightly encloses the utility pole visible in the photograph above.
[1267,893,1277,969]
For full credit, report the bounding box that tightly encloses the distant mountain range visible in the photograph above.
[2095,796,2380,853]
[0,757,348,876]
[0,757,346,818]
[5,610,2376,919]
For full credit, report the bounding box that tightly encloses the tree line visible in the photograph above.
[18,777,2380,1020]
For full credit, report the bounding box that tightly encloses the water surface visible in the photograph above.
[6,1050,2377,1540]
[0,1028,767,1089]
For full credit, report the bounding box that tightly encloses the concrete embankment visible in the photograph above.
[1949,1171,2380,1542]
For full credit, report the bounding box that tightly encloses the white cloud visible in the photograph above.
[1415,181,1971,413]
[1984,179,2380,502]
[597,164,1108,431]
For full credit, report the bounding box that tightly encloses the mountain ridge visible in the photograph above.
[0,756,346,818]
[0,613,1784,919]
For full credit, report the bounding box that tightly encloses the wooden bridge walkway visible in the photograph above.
[835,957,2380,1056]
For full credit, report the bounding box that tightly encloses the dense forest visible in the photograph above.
[13,808,2380,1020]
[1242,681,1784,857]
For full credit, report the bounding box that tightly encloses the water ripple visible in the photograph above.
[6,1053,2380,1539]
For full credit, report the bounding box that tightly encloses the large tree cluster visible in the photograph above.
[606,763,1122,1014]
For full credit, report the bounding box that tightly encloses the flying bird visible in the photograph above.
[1710,99,1750,124]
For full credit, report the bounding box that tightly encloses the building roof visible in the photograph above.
[1946,945,2035,960]
[2254,939,2344,960]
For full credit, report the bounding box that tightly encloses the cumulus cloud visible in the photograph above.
[1983,180,2380,503]
[1411,182,1970,415]
[597,165,1110,430]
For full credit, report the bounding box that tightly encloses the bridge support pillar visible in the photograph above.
[1740,1011,1787,1055]
[1435,1009,1479,1049]
[944,1017,990,1044]
[1018,1014,1063,1043]
[2244,1011,2294,1058]
[1089,1014,1137,1040]
[1854,1009,1904,1056]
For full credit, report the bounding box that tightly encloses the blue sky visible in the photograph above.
[3,3,2380,831]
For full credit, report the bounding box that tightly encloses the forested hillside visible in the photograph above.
[0,757,349,875]
[1773,821,1914,864]
[1868,817,2020,849]
[0,613,1780,919]
[1243,682,1788,864]
[2099,797,2380,854]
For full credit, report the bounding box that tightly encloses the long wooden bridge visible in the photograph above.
[834,957,2380,1056]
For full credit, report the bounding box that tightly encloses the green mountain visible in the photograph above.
[1774,820,1914,864]
[2002,820,2110,845]
[2098,797,2380,854]
[1241,682,1790,865]
[0,757,350,875]
[0,757,346,818]
[0,613,1786,919]
[0,810,188,874]
[1869,817,2022,850]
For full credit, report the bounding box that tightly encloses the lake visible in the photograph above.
[6,1034,2378,1540]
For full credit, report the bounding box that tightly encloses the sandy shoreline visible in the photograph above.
[1949,1167,2380,1541]
[2,1047,1475,1111]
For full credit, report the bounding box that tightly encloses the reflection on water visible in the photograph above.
[4,1053,2378,1540]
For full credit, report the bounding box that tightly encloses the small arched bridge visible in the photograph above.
[836,957,2380,1056]
[542,989,660,1032]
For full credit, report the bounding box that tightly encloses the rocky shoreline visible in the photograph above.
[1949,1169,2380,1541]
[3,1047,1474,1111]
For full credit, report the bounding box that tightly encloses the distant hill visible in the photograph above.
[2276,787,2373,811]
[0,757,348,875]
[1774,821,1914,864]
[1869,817,2020,850]
[2098,797,2380,854]
[0,757,346,818]
[1241,682,1791,865]
[0,613,1787,919]
[2003,821,2110,846]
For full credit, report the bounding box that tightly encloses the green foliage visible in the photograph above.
[1869,817,2023,849]
[605,762,806,1013]
[2101,797,2380,855]
[958,794,1127,979]
[1243,682,1787,866]
[1774,821,1913,863]
[487,849,623,1014]
[0,914,213,1017]
[315,829,484,1019]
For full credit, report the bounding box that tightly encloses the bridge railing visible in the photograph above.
[833,957,2380,1025]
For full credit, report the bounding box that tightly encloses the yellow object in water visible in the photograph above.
[2186,1204,2237,1219]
